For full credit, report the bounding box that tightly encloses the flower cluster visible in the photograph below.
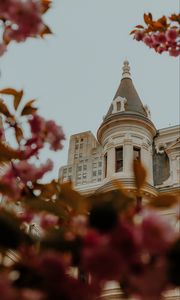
[131,13,180,57]
[0,0,52,56]
[79,209,178,300]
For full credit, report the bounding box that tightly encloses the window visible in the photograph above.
[78,166,82,171]
[104,153,107,177]
[115,147,123,172]
[98,161,102,167]
[80,138,83,142]
[79,153,82,158]
[75,145,79,150]
[98,170,102,175]
[83,174,87,178]
[80,144,83,149]
[74,154,78,159]
[92,171,96,177]
[83,165,87,170]
[116,101,121,111]
[93,163,97,168]
[68,167,72,173]
[133,147,141,161]
[63,168,67,174]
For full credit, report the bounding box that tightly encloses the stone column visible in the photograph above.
[123,138,133,177]
[107,144,115,178]
[141,142,153,185]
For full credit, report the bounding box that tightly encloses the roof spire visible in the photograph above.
[122,60,131,79]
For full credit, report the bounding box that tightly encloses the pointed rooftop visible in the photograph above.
[104,61,147,120]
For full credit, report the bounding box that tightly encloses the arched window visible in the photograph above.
[115,147,123,172]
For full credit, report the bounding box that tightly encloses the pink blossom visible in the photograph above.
[40,213,59,230]
[169,48,180,57]
[70,214,88,236]
[29,114,46,136]
[134,30,145,41]
[45,120,65,151]
[166,29,178,42]
[0,168,21,199]
[141,212,177,255]
[126,257,168,300]
[28,114,65,151]
[152,33,167,46]
[0,274,16,300]
[143,35,154,47]
[13,159,53,183]
[20,289,45,300]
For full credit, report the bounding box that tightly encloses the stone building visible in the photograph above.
[59,60,180,300]
[59,61,180,199]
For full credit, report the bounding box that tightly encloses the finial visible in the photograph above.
[122,60,131,79]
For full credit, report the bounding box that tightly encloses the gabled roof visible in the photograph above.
[104,61,147,120]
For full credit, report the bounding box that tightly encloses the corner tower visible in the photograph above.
[97,61,157,191]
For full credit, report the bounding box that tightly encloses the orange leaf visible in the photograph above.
[130,29,137,35]
[41,0,52,13]
[0,88,19,96]
[0,141,21,162]
[14,90,23,111]
[60,182,87,214]
[15,126,24,144]
[21,99,37,116]
[149,194,178,208]
[144,13,152,25]
[133,160,147,191]
[135,25,144,29]
[0,100,12,118]
[40,25,52,37]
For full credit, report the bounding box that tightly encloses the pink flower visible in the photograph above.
[40,213,59,230]
[29,114,65,151]
[152,33,166,45]
[166,29,178,42]
[134,30,145,41]
[141,212,177,255]
[143,35,154,47]
[45,120,65,151]
[0,168,21,199]
[13,159,53,183]
[29,114,46,136]
[20,289,45,300]
[169,48,180,57]
[0,273,17,300]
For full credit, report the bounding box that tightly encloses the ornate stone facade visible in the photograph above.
[59,61,180,300]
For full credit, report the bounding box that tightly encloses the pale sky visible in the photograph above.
[0,0,179,180]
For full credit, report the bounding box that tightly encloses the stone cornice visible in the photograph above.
[97,113,157,144]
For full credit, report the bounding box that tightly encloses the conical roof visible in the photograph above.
[104,61,147,120]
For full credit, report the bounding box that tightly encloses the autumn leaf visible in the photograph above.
[0,100,13,118]
[21,99,37,116]
[149,194,178,209]
[59,181,88,214]
[15,125,24,144]
[40,25,52,37]
[170,14,180,24]
[133,160,147,191]
[41,0,52,13]
[144,13,153,25]
[0,141,21,162]
[135,25,144,29]
[23,195,69,220]
[14,90,23,110]
[130,29,137,35]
